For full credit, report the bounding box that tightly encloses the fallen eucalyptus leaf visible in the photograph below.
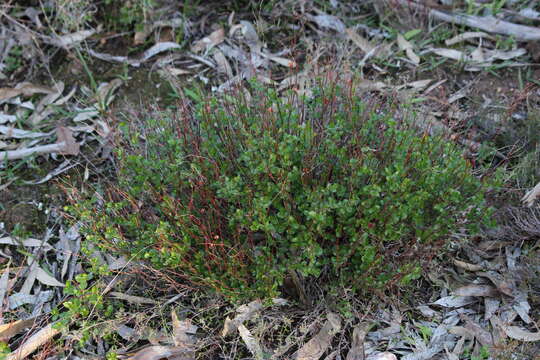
[296,312,341,360]
[238,324,264,360]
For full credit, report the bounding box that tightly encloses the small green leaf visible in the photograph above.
[404,29,422,40]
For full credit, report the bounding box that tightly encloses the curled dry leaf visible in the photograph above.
[238,324,264,360]
[222,300,262,337]
[346,28,376,53]
[0,83,56,104]
[366,353,397,360]
[95,79,123,107]
[110,292,157,305]
[88,42,182,67]
[191,28,225,53]
[460,314,494,348]
[258,52,297,68]
[445,31,494,45]
[501,325,540,342]
[522,181,540,207]
[397,34,420,65]
[296,312,341,360]
[134,18,186,45]
[0,141,76,161]
[171,310,197,348]
[48,29,96,49]
[56,126,80,156]
[346,322,373,360]
[477,271,514,297]
[432,296,477,308]
[124,345,191,360]
[35,266,64,287]
[213,50,232,76]
[0,264,9,308]
[453,284,497,297]
[308,13,346,33]
[452,259,483,272]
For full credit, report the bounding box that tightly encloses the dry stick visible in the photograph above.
[0,142,67,161]
[394,0,540,41]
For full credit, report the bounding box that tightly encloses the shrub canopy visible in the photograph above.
[75,80,492,300]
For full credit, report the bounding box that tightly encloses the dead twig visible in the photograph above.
[392,0,540,41]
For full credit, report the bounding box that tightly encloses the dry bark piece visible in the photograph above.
[6,323,60,360]
[0,319,35,342]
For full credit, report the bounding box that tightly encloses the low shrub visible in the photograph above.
[71,78,494,300]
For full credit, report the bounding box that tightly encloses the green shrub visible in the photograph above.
[72,79,493,300]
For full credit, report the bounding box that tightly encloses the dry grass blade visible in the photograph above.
[6,322,60,360]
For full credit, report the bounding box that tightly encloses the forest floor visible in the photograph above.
[1,0,540,359]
